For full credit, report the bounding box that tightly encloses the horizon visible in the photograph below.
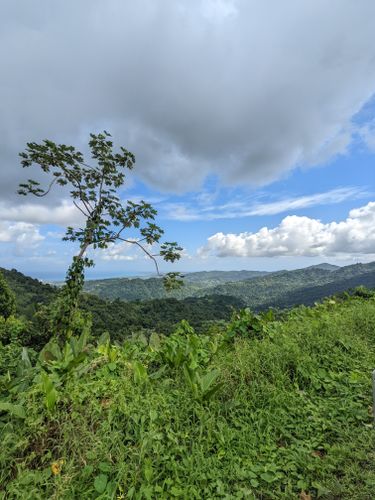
[4,259,373,284]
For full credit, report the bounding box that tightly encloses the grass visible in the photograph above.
[0,295,375,499]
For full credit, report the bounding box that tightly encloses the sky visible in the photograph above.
[0,0,375,280]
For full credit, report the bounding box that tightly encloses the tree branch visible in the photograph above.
[118,237,160,276]
[33,177,57,197]
[73,200,89,218]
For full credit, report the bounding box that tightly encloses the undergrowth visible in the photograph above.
[1,294,375,499]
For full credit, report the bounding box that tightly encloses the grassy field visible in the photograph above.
[1,294,375,499]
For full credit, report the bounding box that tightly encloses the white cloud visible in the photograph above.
[0,221,44,249]
[0,200,84,226]
[247,187,367,216]
[199,201,375,258]
[163,187,367,221]
[100,242,139,261]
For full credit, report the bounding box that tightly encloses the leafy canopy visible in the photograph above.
[18,132,182,281]
[18,132,183,338]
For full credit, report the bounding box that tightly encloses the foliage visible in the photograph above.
[18,131,183,339]
[0,316,31,346]
[1,294,375,498]
[0,266,244,340]
[226,307,276,341]
[0,270,16,320]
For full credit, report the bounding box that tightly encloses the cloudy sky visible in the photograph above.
[1,0,375,280]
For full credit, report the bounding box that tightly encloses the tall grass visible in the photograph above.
[1,296,375,499]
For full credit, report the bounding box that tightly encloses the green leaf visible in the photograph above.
[260,472,276,483]
[133,361,148,385]
[46,388,58,411]
[0,402,26,419]
[94,474,108,494]
[98,462,112,473]
[200,369,220,394]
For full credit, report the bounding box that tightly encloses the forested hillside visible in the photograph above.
[2,264,375,342]
[0,267,244,341]
[198,262,375,307]
[82,269,270,301]
[82,261,375,308]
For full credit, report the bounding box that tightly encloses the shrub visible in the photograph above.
[0,271,16,319]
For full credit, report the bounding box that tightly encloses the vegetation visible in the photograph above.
[83,270,270,301]
[0,268,244,344]
[0,270,16,319]
[1,289,375,498]
[18,131,182,340]
[81,262,375,306]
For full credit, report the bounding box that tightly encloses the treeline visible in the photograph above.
[0,268,244,343]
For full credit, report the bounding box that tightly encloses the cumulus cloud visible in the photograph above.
[0,221,44,250]
[199,201,375,258]
[1,0,375,196]
[0,200,84,226]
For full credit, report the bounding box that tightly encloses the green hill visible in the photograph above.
[81,262,375,311]
[195,262,375,307]
[82,269,270,301]
[0,268,244,341]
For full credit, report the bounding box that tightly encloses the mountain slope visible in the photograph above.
[0,268,244,338]
[83,269,269,301]
[82,262,375,309]
[260,268,375,309]
[193,262,375,307]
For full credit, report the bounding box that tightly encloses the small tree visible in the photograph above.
[18,131,183,339]
[0,271,16,320]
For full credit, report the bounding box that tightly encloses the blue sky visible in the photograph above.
[0,1,375,280]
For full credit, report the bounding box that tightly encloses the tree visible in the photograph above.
[0,271,16,320]
[18,131,183,339]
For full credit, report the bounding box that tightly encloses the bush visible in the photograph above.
[0,271,16,319]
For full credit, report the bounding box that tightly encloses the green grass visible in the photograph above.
[1,296,375,499]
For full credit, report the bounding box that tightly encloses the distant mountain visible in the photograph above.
[192,262,375,309]
[82,262,375,307]
[0,267,245,339]
[82,269,269,301]
[260,268,375,310]
[184,270,269,283]
[1,263,375,341]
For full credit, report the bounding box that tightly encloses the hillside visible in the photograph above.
[1,294,374,498]
[0,268,56,317]
[261,268,375,310]
[3,264,375,339]
[81,262,375,310]
[82,269,270,301]
[0,268,244,340]
[195,261,375,308]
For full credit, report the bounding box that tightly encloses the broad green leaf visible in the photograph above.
[94,474,108,494]
[0,402,26,419]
